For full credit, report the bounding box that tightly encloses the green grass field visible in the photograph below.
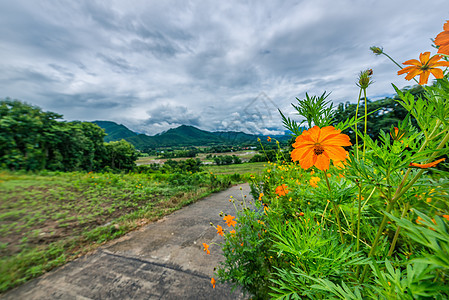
[203,162,266,175]
[0,170,234,293]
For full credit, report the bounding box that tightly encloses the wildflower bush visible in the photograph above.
[204,20,449,299]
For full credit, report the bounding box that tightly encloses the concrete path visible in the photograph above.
[2,184,250,300]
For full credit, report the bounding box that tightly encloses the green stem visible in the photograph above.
[360,200,395,282]
[258,139,269,161]
[324,170,345,244]
[357,184,362,253]
[363,88,368,158]
[381,52,419,85]
[387,203,409,257]
[355,184,362,277]
[354,89,362,161]
[361,129,449,283]
[393,129,449,202]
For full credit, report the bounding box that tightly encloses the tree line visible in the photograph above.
[0,99,137,172]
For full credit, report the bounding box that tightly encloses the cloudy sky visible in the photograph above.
[1,1,448,135]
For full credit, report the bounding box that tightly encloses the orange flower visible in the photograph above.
[443,215,449,221]
[416,216,423,224]
[275,184,289,196]
[202,243,210,255]
[216,225,224,236]
[397,52,449,85]
[230,229,236,235]
[211,277,216,289]
[258,193,263,201]
[309,176,321,188]
[223,215,237,227]
[291,126,351,171]
[267,136,272,142]
[409,158,445,169]
[435,20,449,55]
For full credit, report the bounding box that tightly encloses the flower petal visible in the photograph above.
[314,153,330,171]
[298,151,316,170]
[419,52,431,64]
[404,68,422,81]
[402,59,422,67]
[323,145,348,162]
[430,68,444,79]
[437,44,449,55]
[418,71,430,85]
[398,66,417,75]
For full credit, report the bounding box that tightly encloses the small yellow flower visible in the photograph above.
[309,176,321,188]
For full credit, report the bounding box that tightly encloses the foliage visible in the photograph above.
[332,86,424,142]
[213,155,242,165]
[0,99,137,172]
[208,27,449,298]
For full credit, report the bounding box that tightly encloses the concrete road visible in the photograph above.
[2,184,250,300]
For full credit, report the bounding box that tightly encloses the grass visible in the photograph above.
[0,170,234,293]
[203,162,266,175]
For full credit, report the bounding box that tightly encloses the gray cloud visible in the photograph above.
[1,0,448,136]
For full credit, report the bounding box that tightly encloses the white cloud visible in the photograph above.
[0,0,448,135]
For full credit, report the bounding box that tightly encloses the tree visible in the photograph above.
[332,85,424,141]
[104,140,138,171]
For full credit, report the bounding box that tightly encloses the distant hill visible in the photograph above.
[92,121,137,142]
[93,121,290,149]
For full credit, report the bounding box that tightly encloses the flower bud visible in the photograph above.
[370,46,383,55]
[357,69,373,89]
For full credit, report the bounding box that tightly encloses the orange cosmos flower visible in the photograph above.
[435,20,449,55]
[291,126,351,171]
[230,229,236,235]
[275,184,289,196]
[267,136,272,142]
[443,215,449,221]
[211,277,216,289]
[409,158,445,169]
[223,215,237,227]
[397,52,449,85]
[216,225,224,236]
[202,243,210,255]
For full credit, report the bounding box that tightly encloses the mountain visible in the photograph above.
[93,121,290,149]
[92,121,137,142]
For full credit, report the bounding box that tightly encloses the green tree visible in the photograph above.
[332,85,424,141]
[104,140,138,171]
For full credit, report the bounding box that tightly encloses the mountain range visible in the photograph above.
[92,121,291,149]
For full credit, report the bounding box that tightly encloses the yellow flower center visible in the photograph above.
[313,144,324,155]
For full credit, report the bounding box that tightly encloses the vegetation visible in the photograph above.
[206,21,449,299]
[213,155,242,165]
[0,169,238,293]
[332,86,423,142]
[92,121,137,142]
[0,99,137,172]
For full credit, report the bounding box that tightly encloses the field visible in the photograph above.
[203,162,266,175]
[0,170,236,293]
[136,150,257,165]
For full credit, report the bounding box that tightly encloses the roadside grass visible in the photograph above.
[0,170,234,293]
[203,162,266,175]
